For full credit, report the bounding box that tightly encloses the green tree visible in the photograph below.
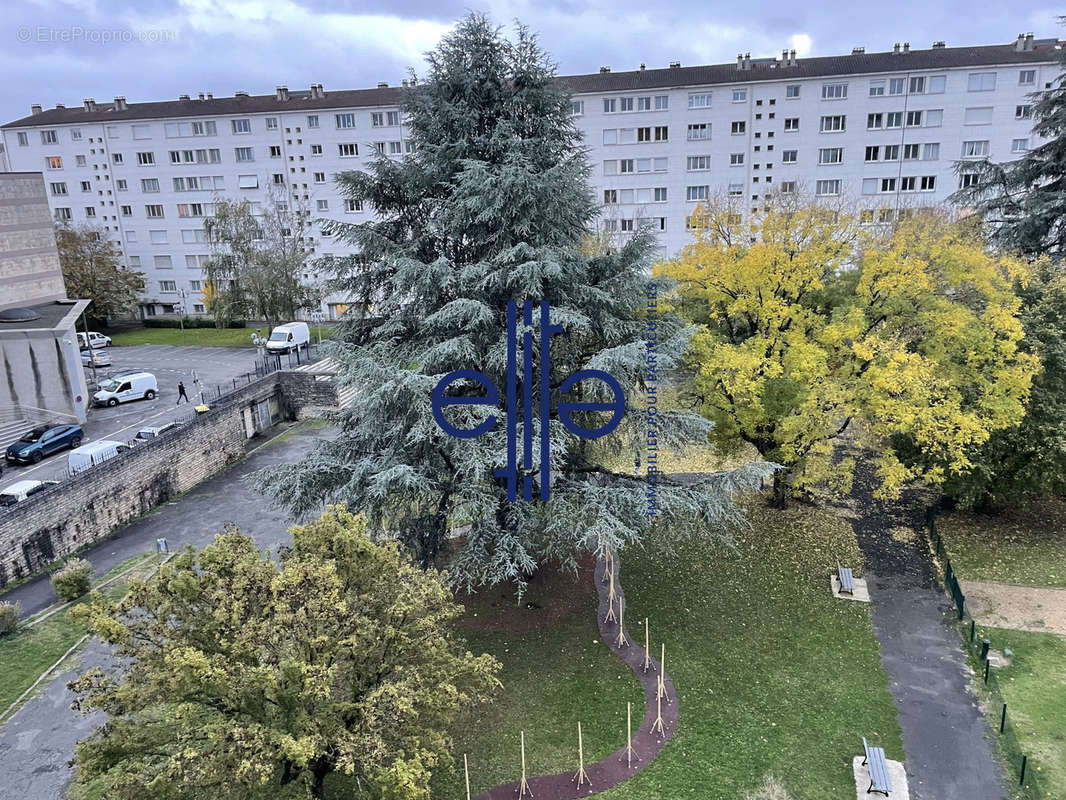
[255,15,772,588]
[657,199,1038,506]
[953,25,1066,256]
[68,508,499,800]
[55,223,144,325]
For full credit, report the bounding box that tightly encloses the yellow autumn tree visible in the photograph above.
[656,198,1038,506]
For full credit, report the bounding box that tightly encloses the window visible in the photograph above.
[925,109,944,127]
[603,98,617,113]
[76,155,86,167]
[865,145,880,162]
[313,172,326,183]
[16,131,28,146]
[145,204,164,218]
[731,121,746,134]
[906,110,923,127]
[238,174,259,189]
[732,89,747,102]
[149,230,168,244]
[901,176,916,191]
[345,199,363,212]
[620,219,635,232]
[1019,69,1036,86]
[962,140,990,158]
[125,230,137,242]
[784,117,799,131]
[869,80,885,97]
[339,143,358,157]
[160,280,177,292]
[141,178,160,192]
[40,130,59,145]
[82,207,95,218]
[570,100,584,116]
[880,178,897,192]
[181,229,207,243]
[781,180,796,194]
[655,95,669,110]
[112,153,124,165]
[968,72,997,91]
[883,144,900,161]
[269,145,282,157]
[730,152,745,166]
[335,113,356,129]
[687,123,710,140]
[177,203,208,217]
[654,126,668,141]
[867,113,883,130]
[107,126,119,139]
[234,147,254,162]
[781,149,797,163]
[688,93,712,108]
[636,127,651,142]
[815,179,840,196]
[603,189,617,204]
[929,75,946,93]
[116,179,127,190]
[889,78,905,95]
[603,160,618,176]
[654,187,668,202]
[266,117,278,130]
[619,159,634,174]
[886,112,903,129]
[686,185,710,201]
[638,97,652,111]
[54,207,72,222]
[135,151,154,165]
[820,115,845,132]
[388,140,402,154]
[686,155,711,171]
[1012,138,1029,153]
[1016,105,1033,120]
[903,144,921,160]
[786,84,800,98]
[818,147,843,164]
[79,181,91,192]
[959,172,980,188]
[371,112,385,127]
[620,97,634,111]
[923,143,940,160]
[310,144,323,155]
[307,115,319,128]
[120,205,132,216]
[920,175,936,191]
[196,148,221,163]
[822,82,847,99]
[272,173,285,185]
[909,76,926,94]
[232,119,251,134]
[50,182,68,196]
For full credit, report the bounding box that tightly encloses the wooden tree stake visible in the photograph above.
[573,721,590,786]
[657,643,671,703]
[464,753,471,800]
[651,685,666,737]
[615,596,629,647]
[604,568,618,623]
[601,547,613,584]
[619,701,640,768]
[643,617,650,672]
[518,731,532,797]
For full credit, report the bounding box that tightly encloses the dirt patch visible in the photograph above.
[964,580,1066,636]
[456,554,595,634]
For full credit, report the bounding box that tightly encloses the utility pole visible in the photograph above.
[81,310,98,387]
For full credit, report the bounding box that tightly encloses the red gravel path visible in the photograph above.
[473,552,679,799]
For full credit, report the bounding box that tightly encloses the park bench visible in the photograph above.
[861,736,892,796]
[836,561,855,595]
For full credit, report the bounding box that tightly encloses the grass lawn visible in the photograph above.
[0,552,159,716]
[981,626,1066,797]
[109,326,333,348]
[430,502,902,799]
[937,497,1066,589]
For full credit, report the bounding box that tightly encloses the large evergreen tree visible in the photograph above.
[255,16,771,589]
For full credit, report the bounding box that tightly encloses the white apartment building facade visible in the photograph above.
[1,34,1059,319]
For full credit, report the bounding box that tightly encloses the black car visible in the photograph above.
[5,424,84,465]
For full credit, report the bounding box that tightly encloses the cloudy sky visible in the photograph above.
[2,1,1061,123]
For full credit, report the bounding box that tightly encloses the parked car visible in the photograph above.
[68,440,132,476]
[265,322,310,354]
[135,422,179,441]
[81,348,112,368]
[5,424,84,464]
[77,331,112,350]
[92,372,157,407]
[0,479,59,506]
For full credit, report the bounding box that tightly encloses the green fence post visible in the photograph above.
[1000,703,1007,734]
[970,619,976,643]
[981,638,990,660]
[1020,754,1027,786]
[984,658,991,684]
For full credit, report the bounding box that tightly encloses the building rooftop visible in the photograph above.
[0,300,89,333]
[2,38,1060,130]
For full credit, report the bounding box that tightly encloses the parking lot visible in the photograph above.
[1,344,261,490]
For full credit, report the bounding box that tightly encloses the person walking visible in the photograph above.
[176,381,189,404]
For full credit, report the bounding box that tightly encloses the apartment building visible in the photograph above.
[1,34,1059,318]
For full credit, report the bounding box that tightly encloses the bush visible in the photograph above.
[142,317,247,330]
[51,559,93,602]
[744,775,791,800]
[0,601,19,636]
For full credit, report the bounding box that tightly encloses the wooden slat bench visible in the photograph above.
[836,561,855,596]
[862,736,892,796]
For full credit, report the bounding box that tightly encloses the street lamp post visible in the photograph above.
[179,288,187,345]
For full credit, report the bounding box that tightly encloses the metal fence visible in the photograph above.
[926,508,1048,798]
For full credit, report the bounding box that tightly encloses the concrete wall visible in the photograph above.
[0,313,89,423]
[0,369,337,588]
[0,172,67,310]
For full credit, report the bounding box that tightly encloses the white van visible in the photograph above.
[265,322,310,354]
[77,331,112,350]
[93,372,158,407]
[68,440,131,476]
[0,479,59,506]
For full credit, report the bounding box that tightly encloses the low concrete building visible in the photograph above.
[0,172,90,425]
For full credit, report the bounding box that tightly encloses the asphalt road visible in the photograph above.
[1,345,260,490]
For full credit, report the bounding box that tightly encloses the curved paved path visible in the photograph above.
[474,552,678,800]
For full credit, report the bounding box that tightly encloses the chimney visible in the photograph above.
[402,79,409,87]
[639,63,646,71]
[1015,33,1026,52]
[852,46,865,55]
[31,104,42,115]
[276,86,290,101]
[83,98,96,111]
[737,53,744,69]
[669,61,680,69]
[235,90,249,98]
[1025,32,1035,51]
[55,103,65,109]
[789,49,796,64]
[377,81,388,88]
[599,66,610,73]
[178,94,190,100]
[315,83,325,98]
[113,97,127,111]
[902,42,910,53]
[206,92,213,100]
[892,42,901,54]
[744,52,752,70]
[932,40,946,49]
[198,92,205,100]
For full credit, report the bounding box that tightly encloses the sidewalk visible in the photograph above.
[847,462,1006,800]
